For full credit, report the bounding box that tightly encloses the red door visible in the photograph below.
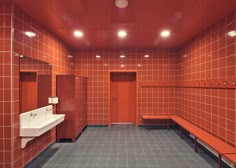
[111,72,136,124]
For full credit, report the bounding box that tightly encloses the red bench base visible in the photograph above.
[142,114,236,168]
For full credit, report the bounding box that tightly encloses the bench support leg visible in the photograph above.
[167,123,170,130]
[218,154,222,168]
[180,128,183,139]
[194,137,198,153]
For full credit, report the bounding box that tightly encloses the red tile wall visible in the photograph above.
[12,6,73,168]
[177,11,236,147]
[74,49,177,125]
[20,56,51,75]
[1,1,234,167]
[0,0,13,168]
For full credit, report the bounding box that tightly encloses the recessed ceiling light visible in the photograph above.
[67,55,73,58]
[115,0,128,8]
[160,30,170,38]
[25,31,36,38]
[74,30,83,38]
[120,55,125,58]
[104,64,108,66]
[19,54,24,58]
[137,64,141,67]
[144,54,150,58]
[228,30,236,37]
[120,64,125,68]
[118,30,127,38]
[96,55,101,58]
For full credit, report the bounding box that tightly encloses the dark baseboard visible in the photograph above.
[139,124,177,129]
[87,125,109,127]
[57,125,88,142]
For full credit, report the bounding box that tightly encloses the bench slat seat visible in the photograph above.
[197,130,236,154]
[142,115,171,120]
[171,115,201,135]
[142,114,236,168]
[142,115,171,129]
[171,115,236,155]
[224,154,236,166]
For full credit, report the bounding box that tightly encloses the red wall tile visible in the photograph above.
[177,11,236,147]
[11,6,73,168]
[0,0,13,167]
[1,1,235,167]
[74,49,177,125]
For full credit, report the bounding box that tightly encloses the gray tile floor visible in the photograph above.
[26,125,228,168]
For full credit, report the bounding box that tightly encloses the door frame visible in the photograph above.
[108,70,138,126]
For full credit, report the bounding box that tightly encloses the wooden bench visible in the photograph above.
[142,115,171,129]
[224,154,236,168]
[170,115,236,168]
[142,114,236,168]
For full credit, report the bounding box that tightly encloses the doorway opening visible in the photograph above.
[109,72,137,125]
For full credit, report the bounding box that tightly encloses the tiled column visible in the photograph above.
[0,0,13,168]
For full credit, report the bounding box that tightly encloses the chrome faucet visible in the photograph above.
[30,113,37,117]
[46,108,52,117]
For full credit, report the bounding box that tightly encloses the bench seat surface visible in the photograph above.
[171,115,236,154]
[143,114,236,167]
[224,154,236,165]
[142,115,236,155]
[142,115,171,120]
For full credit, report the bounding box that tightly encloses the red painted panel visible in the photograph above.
[14,0,236,48]
[37,75,52,108]
[111,72,136,123]
[56,75,87,141]
[56,75,76,140]
[20,72,37,112]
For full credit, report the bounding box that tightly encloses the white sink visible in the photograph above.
[20,114,65,137]
[20,105,65,148]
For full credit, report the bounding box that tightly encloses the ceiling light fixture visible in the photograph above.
[144,54,150,58]
[120,64,125,68]
[160,30,170,38]
[115,0,128,8]
[120,55,125,58]
[25,31,36,38]
[228,30,236,37]
[67,55,73,58]
[19,54,24,58]
[118,30,127,38]
[96,55,101,58]
[74,30,83,38]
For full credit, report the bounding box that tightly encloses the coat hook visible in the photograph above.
[221,79,227,86]
[233,80,236,86]
[207,79,211,86]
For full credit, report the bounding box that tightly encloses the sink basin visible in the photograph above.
[20,114,65,137]
[20,105,65,148]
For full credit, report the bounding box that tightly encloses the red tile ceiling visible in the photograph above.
[14,0,236,49]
